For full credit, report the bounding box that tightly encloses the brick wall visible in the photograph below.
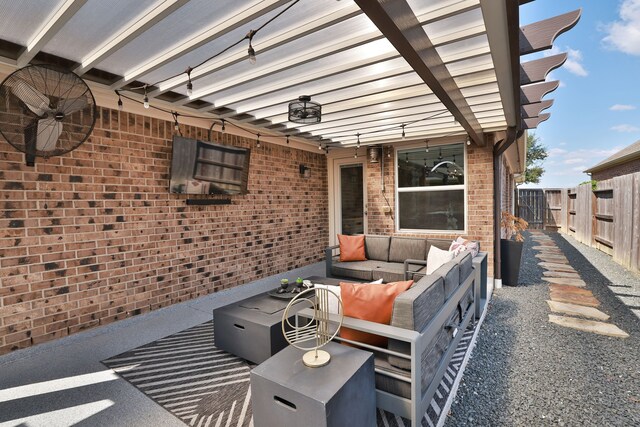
[591,158,640,181]
[0,107,328,354]
[365,143,495,276]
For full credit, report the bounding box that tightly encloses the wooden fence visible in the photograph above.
[518,171,640,273]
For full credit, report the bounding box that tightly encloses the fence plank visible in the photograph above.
[632,174,640,272]
[613,175,633,268]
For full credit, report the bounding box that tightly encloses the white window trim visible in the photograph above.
[394,141,468,234]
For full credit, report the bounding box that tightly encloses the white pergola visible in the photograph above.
[0,0,579,150]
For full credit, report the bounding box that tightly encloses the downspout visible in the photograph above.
[493,126,523,286]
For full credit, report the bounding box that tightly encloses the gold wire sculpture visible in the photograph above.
[281,286,343,367]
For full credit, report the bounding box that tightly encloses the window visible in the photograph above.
[396,143,466,231]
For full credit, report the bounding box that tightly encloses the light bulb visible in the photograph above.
[286,135,290,144]
[466,137,471,146]
[248,45,256,64]
[143,95,149,109]
[221,120,226,133]
[117,98,123,111]
[174,122,179,131]
[256,134,261,148]
[401,125,405,140]
[318,142,323,150]
[186,81,193,97]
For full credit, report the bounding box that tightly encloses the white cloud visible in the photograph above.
[611,124,640,132]
[564,158,584,165]
[610,104,636,111]
[545,46,587,77]
[571,165,588,172]
[548,147,568,157]
[602,0,640,55]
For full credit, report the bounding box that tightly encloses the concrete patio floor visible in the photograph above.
[0,263,325,427]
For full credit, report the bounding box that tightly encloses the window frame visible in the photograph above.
[394,141,468,234]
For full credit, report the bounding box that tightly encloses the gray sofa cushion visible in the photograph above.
[389,237,427,263]
[370,262,405,283]
[387,274,444,369]
[455,252,473,283]
[365,235,390,262]
[425,238,451,258]
[432,260,460,301]
[331,260,375,281]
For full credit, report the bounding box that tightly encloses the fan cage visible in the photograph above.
[0,64,97,161]
[288,95,322,124]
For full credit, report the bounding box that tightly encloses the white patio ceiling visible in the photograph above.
[0,0,550,149]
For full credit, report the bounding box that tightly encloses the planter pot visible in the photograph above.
[501,239,523,286]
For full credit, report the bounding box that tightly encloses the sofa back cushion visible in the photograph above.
[454,251,473,284]
[425,238,450,258]
[432,259,460,300]
[387,274,444,369]
[365,235,391,262]
[389,237,427,263]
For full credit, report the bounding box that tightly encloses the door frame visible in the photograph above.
[328,156,368,246]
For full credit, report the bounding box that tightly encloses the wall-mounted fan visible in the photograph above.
[0,64,96,166]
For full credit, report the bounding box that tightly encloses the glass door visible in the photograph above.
[334,160,366,235]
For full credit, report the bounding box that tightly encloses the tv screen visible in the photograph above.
[169,136,250,195]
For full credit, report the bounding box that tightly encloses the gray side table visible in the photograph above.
[213,292,302,364]
[251,342,376,427]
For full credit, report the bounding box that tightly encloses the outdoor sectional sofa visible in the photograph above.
[320,235,486,426]
[326,235,463,282]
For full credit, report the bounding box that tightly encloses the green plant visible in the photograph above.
[501,211,529,242]
[524,132,548,184]
[579,179,598,191]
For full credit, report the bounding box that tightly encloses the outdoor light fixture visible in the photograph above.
[117,92,123,111]
[401,124,406,140]
[367,146,380,163]
[288,95,321,124]
[356,133,361,148]
[466,136,471,146]
[256,134,261,148]
[299,164,310,178]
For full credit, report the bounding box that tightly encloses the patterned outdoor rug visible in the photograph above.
[103,320,476,427]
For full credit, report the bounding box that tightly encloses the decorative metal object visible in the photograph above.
[367,146,380,163]
[282,287,343,367]
[288,95,321,124]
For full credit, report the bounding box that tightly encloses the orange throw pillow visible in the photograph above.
[338,234,367,262]
[340,280,413,347]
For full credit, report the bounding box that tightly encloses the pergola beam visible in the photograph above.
[520,53,567,85]
[75,0,190,75]
[17,0,87,68]
[520,9,582,55]
[111,0,292,89]
[521,99,553,119]
[354,0,485,146]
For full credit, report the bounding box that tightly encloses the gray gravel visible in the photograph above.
[445,231,640,427]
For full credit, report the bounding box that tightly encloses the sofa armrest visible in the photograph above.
[403,258,427,280]
[325,244,340,277]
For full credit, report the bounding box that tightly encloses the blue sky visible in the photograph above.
[519,0,640,188]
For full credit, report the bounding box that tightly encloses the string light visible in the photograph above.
[325,146,329,155]
[256,133,261,148]
[401,124,406,140]
[356,133,360,148]
[143,85,149,109]
[425,140,429,153]
[466,136,471,146]
[186,67,193,97]
[387,146,391,158]
[247,30,257,64]
[354,147,358,158]
[405,152,409,163]
[318,141,323,150]
[221,119,226,133]
[117,91,123,111]
[286,135,290,144]
[173,112,180,131]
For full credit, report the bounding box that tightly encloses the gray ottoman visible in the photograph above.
[213,292,300,364]
[250,342,376,427]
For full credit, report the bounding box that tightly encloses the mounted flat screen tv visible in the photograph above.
[169,136,250,195]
